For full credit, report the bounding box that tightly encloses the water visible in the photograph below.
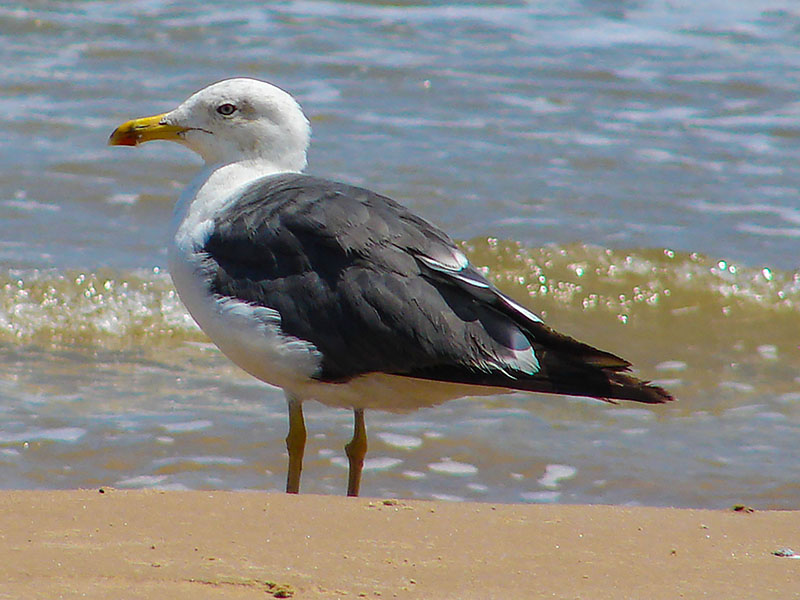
[0,0,798,508]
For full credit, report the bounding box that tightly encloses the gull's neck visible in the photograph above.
[171,158,296,249]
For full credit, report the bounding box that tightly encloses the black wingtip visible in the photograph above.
[605,372,675,404]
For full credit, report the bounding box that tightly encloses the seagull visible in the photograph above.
[109,78,672,497]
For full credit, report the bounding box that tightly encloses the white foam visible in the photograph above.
[376,432,423,449]
[757,344,779,360]
[106,193,139,206]
[466,483,489,493]
[719,381,756,393]
[429,493,466,502]
[161,419,213,433]
[656,360,688,371]
[364,457,403,471]
[428,459,478,476]
[115,474,169,488]
[538,464,578,489]
[1,198,60,212]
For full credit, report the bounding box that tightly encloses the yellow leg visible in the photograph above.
[345,408,367,497]
[285,396,306,494]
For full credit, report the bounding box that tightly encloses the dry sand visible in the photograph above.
[0,489,797,599]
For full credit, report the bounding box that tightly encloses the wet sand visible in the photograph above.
[0,490,797,599]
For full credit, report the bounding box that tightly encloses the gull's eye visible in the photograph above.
[216,103,237,116]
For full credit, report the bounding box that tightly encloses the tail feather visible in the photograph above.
[499,354,673,404]
[512,318,673,404]
[604,371,673,404]
[403,289,674,404]
[527,341,674,404]
[405,337,674,405]
[409,360,674,404]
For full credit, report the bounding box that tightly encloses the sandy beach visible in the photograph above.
[0,490,797,599]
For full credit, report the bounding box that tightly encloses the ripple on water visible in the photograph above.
[777,392,800,404]
[150,455,245,468]
[609,408,655,421]
[430,493,466,502]
[520,491,562,503]
[0,427,86,443]
[329,456,403,472]
[159,419,214,433]
[115,474,168,488]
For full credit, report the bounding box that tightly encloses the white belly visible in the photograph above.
[167,242,322,388]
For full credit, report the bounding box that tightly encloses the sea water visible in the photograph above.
[0,0,798,508]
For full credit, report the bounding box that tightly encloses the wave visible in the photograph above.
[1,241,798,375]
[0,266,202,350]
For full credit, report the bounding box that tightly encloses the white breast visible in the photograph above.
[168,163,324,393]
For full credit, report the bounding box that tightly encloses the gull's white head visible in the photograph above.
[109,78,311,172]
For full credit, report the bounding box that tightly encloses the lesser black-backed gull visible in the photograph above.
[109,78,672,497]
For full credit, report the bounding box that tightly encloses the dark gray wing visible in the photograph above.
[202,173,672,404]
[201,173,536,378]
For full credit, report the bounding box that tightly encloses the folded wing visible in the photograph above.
[201,173,673,405]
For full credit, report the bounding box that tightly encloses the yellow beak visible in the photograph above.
[108,113,188,146]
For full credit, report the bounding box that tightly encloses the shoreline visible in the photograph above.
[1,489,797,599]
